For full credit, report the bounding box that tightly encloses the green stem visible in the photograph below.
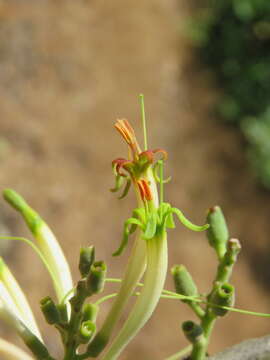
[139,94,148,150]
[165,345,192,360]
[190,303,205,319]
[190,240,241,360]
[101,233,168,360]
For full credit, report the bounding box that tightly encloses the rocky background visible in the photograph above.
[0,1,269,359]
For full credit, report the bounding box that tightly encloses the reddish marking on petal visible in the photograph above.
[112,158,132,177]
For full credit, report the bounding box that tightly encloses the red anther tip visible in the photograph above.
[114,119,141,158]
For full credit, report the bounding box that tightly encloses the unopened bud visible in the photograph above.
[86,261,107,296]
[40,296,60,325]
[207,206,229,260]
[79,246,95,278]
[82,303,99,323]
[182,321,203,343]
[57,303,68,324]
[78,320,96,344]
[210,282,235,317]
[171,265,198,302]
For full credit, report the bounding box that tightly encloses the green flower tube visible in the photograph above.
[101,232,167,360]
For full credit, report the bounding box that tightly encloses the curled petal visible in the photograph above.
[112,158,133,177]
[152,148,168,161]
[139,149,168,168]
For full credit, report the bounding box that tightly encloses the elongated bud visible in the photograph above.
[210,282,235,317]
[171,265,198,301]
[182,321,203,343]
[3,189,73,304]
[207,206,229,260]
[3,189,40,233]
[57,303,68,324]
[86,261,107,296]
[82,303,99,323]
[40,296,60,325]
[78,320,96,344]
[79,246,95,278]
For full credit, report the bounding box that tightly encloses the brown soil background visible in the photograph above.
[0,1,270,359]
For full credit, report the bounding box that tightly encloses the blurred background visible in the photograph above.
[0,0,270,359]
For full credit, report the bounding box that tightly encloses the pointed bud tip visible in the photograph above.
[228,238,241,249]
[3,189,27,212]
[208,205,220,214]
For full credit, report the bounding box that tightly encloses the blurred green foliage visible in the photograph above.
[188,0,270,187]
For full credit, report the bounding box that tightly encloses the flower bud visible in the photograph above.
[86,261,107,296]
[182,320,203,343]
[78,320,96,344]
[210,282,235,317]
[82,303,99,323]
[207,206,229,260]
[57,303,68,324]
[40,296,60,325]
[79,246,95,278]
[171,265,198,302]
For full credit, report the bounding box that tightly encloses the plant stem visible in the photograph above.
[165,345,192,360]
[190,239,241,360]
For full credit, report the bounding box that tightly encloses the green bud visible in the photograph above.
[171,265,198,302]
[86,261,107,296]
[40,296,60,325]
[57,303,68,324]
[207,206,229,260]
[79,246,95,278]
[82,303,99,323]
[182,321,203,344]
[3,189,42,234]
[78,320,96,344]
[210,282,235,317]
